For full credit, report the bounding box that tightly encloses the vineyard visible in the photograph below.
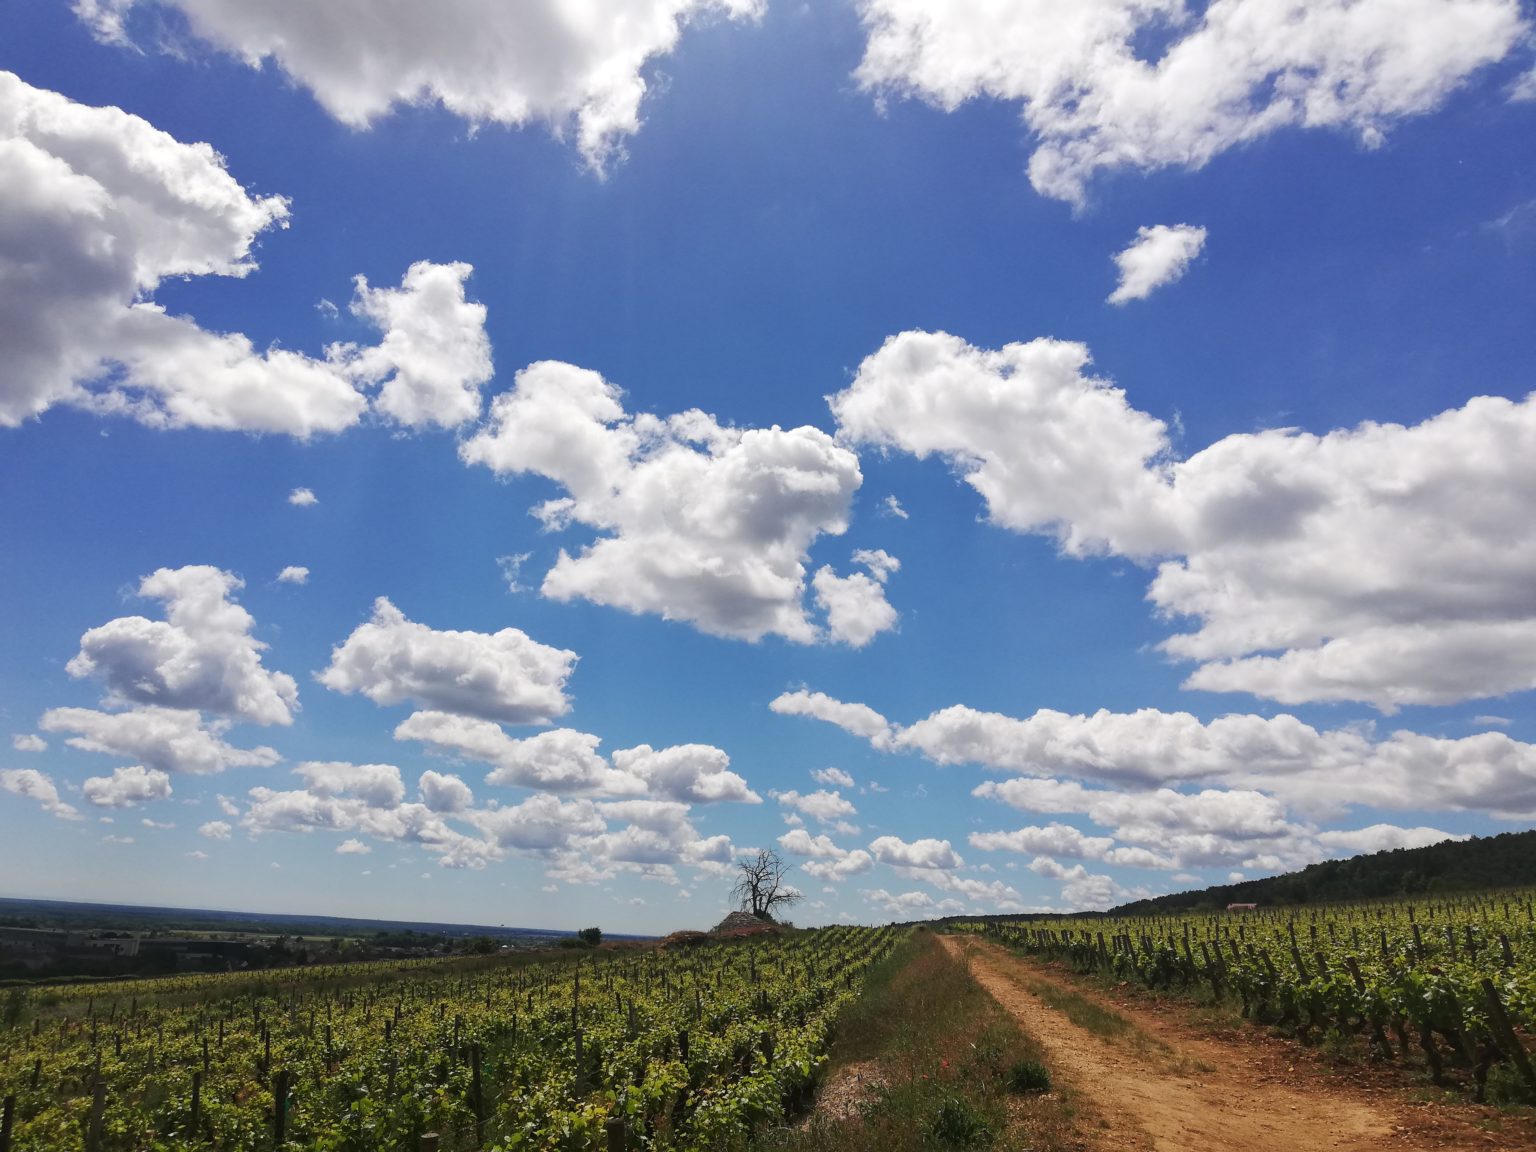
[0,925,901,1151]
[957,887,1536,1104]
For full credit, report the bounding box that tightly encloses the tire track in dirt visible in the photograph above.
[943,935,1399,1152]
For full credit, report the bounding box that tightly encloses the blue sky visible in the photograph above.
[3,0,1536,933]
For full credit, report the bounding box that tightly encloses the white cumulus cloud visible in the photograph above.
[769,689,896,749]
[610,743,761,804]
[329,260,493,428]
[40,706,281,776]
[868,834,963,870]
[855,0,1527,204]
[294,762,406,808]
[77,0,764,172]
[774,788,858,827]
[833,330,1536,710]
[1108,224,1207,304]
[398,712,644,796]
[64,565,299,725]
[82,765,172,808]
[0,768,81,820]
[0,74,491,435]
[969,822,1113,859]
[460,360,863,643]
[418,770,474,814]
[276,566,309,585]
[320,598,576,724]
[811,554,899,648]
[811,767,855,789]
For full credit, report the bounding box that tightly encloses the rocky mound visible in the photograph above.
[709,910,783,939]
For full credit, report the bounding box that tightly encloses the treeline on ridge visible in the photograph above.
[1111,827,1536,915]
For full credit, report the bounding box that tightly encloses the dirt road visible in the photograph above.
[941,935,1532,1152]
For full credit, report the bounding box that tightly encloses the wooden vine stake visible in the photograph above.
[190,1070,202,1139]
[273,1069,291,1148]
[470,1043,484,1145]
[1481,979,1536,1098]
[1,1093,14,1152]
[85,1081,107,1152]
[605,1116,626,1152]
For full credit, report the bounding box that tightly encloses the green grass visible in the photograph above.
[754,930,1083,1152]
[1018,976,1139,1042]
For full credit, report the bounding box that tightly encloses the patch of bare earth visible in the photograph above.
[942,935,1536,1152]
[799,1060,886,1127]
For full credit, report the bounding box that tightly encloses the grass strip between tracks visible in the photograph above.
[755,928,1084,1152]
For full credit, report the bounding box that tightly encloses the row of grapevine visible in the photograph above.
[0,925,902,1150]
[955,888,1536,1102]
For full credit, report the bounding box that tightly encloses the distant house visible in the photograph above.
[1226,902,1258,911]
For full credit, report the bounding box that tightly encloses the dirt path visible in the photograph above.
[942,935,1528,1152]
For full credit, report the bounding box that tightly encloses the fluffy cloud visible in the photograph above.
[294,762,405,808]
[1155,393,1536,709]
[1314,824,1467,854]
[236,766,491,869]
[320,598,576,724]
[855,0,1527,204]
[868,834,963,870]
[778,828,849,858]
[11,734,46,753]
[329,261,493,428]
[801,850,875,882]
[811,767,855,789]
[65,566,298,724]
[467,794,606,852]
[610,743,760,804]
[898,706,1334,788]
[973,777,1476,873]
[929,705,1536,819]
[78,0,763,171]
[0,768,81,820]
[831,331,1177,557]
[1108,224,1206,304]
[0,69,336,432]
[861,888,966,918]
[276,566,309,585]
[780,685,1536,831]
[397,710,757,807]
[198,819,232,839]
[40,706,280,775]
[777,827,873,881]
[1027,857,1125,910]
[577,798,737,881]
[774,788,857,827]
[82,765,172,808]
[0,73,491,434]
[833,330,1536,709]
[460,360,864,643]
[769,689,896,749]
[810,550,900,648]
[288,488,318,507]
[335,838,372,855]
[969,822,1113,859]
[418,770,474,813]
[397,712,645,796]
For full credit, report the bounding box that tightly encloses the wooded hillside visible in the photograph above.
[1112,827,1536,914]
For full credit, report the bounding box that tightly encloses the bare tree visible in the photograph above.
[732,848,802,921]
